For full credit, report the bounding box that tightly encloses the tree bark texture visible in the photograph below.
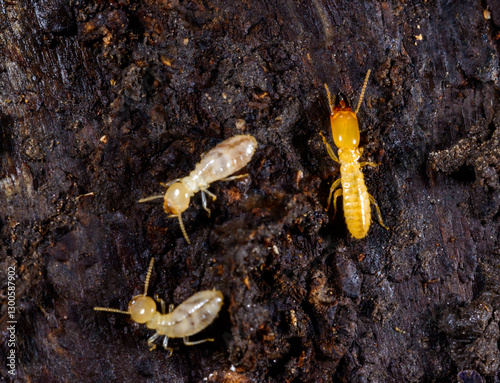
[1,0,500,382]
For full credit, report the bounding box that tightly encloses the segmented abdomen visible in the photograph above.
[340,162,371,239]
[156,290,224,338]
[185,135,257,193]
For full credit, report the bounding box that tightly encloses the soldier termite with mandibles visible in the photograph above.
[321,70,389,239]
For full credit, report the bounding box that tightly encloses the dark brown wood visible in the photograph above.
[1,0,500,382]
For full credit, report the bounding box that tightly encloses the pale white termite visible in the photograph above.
[94,258,224,355]
[139,135,258,244]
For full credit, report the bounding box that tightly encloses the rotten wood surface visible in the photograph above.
[1,0,500,382]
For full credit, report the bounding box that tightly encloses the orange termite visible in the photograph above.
[321,70,388,239]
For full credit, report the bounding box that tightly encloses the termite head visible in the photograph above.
[163,182,190,215]
[163,182,191,244]
[94,258,158,323]
[324,70,371,151]
[128,295,157,324]
[138,183,192,244]
[330,93,360,150]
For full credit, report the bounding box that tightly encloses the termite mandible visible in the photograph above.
[321,70,389,239]
[94,258,224,355]
[139,135,258,244]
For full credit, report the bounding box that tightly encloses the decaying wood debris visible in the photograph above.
[1,1,499,382]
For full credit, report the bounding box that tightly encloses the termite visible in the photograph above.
[139,135,258,244]
[321,70,389,239]
[94,258,224,355]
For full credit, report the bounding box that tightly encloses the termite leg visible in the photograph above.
[183,336,214,346]
[319,133,339,163]
[201,191,210,216]
[168,304,174,313]
[148,332,160,351]
[200,189,217,216]
[360,162,379,168]
[368,194,389,230]
[203,189,217,201]
[154,294,166,315]
[220,174,248,182]
[163,336,173,357]
[331,189,343,220]
[326,178,341,212]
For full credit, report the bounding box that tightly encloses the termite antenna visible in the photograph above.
[355,69,371,115]
[324,83,335,115]
[138,195,164,203]
[143,257,155,296]
[93,307,130,315]
[177,214,191,245]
